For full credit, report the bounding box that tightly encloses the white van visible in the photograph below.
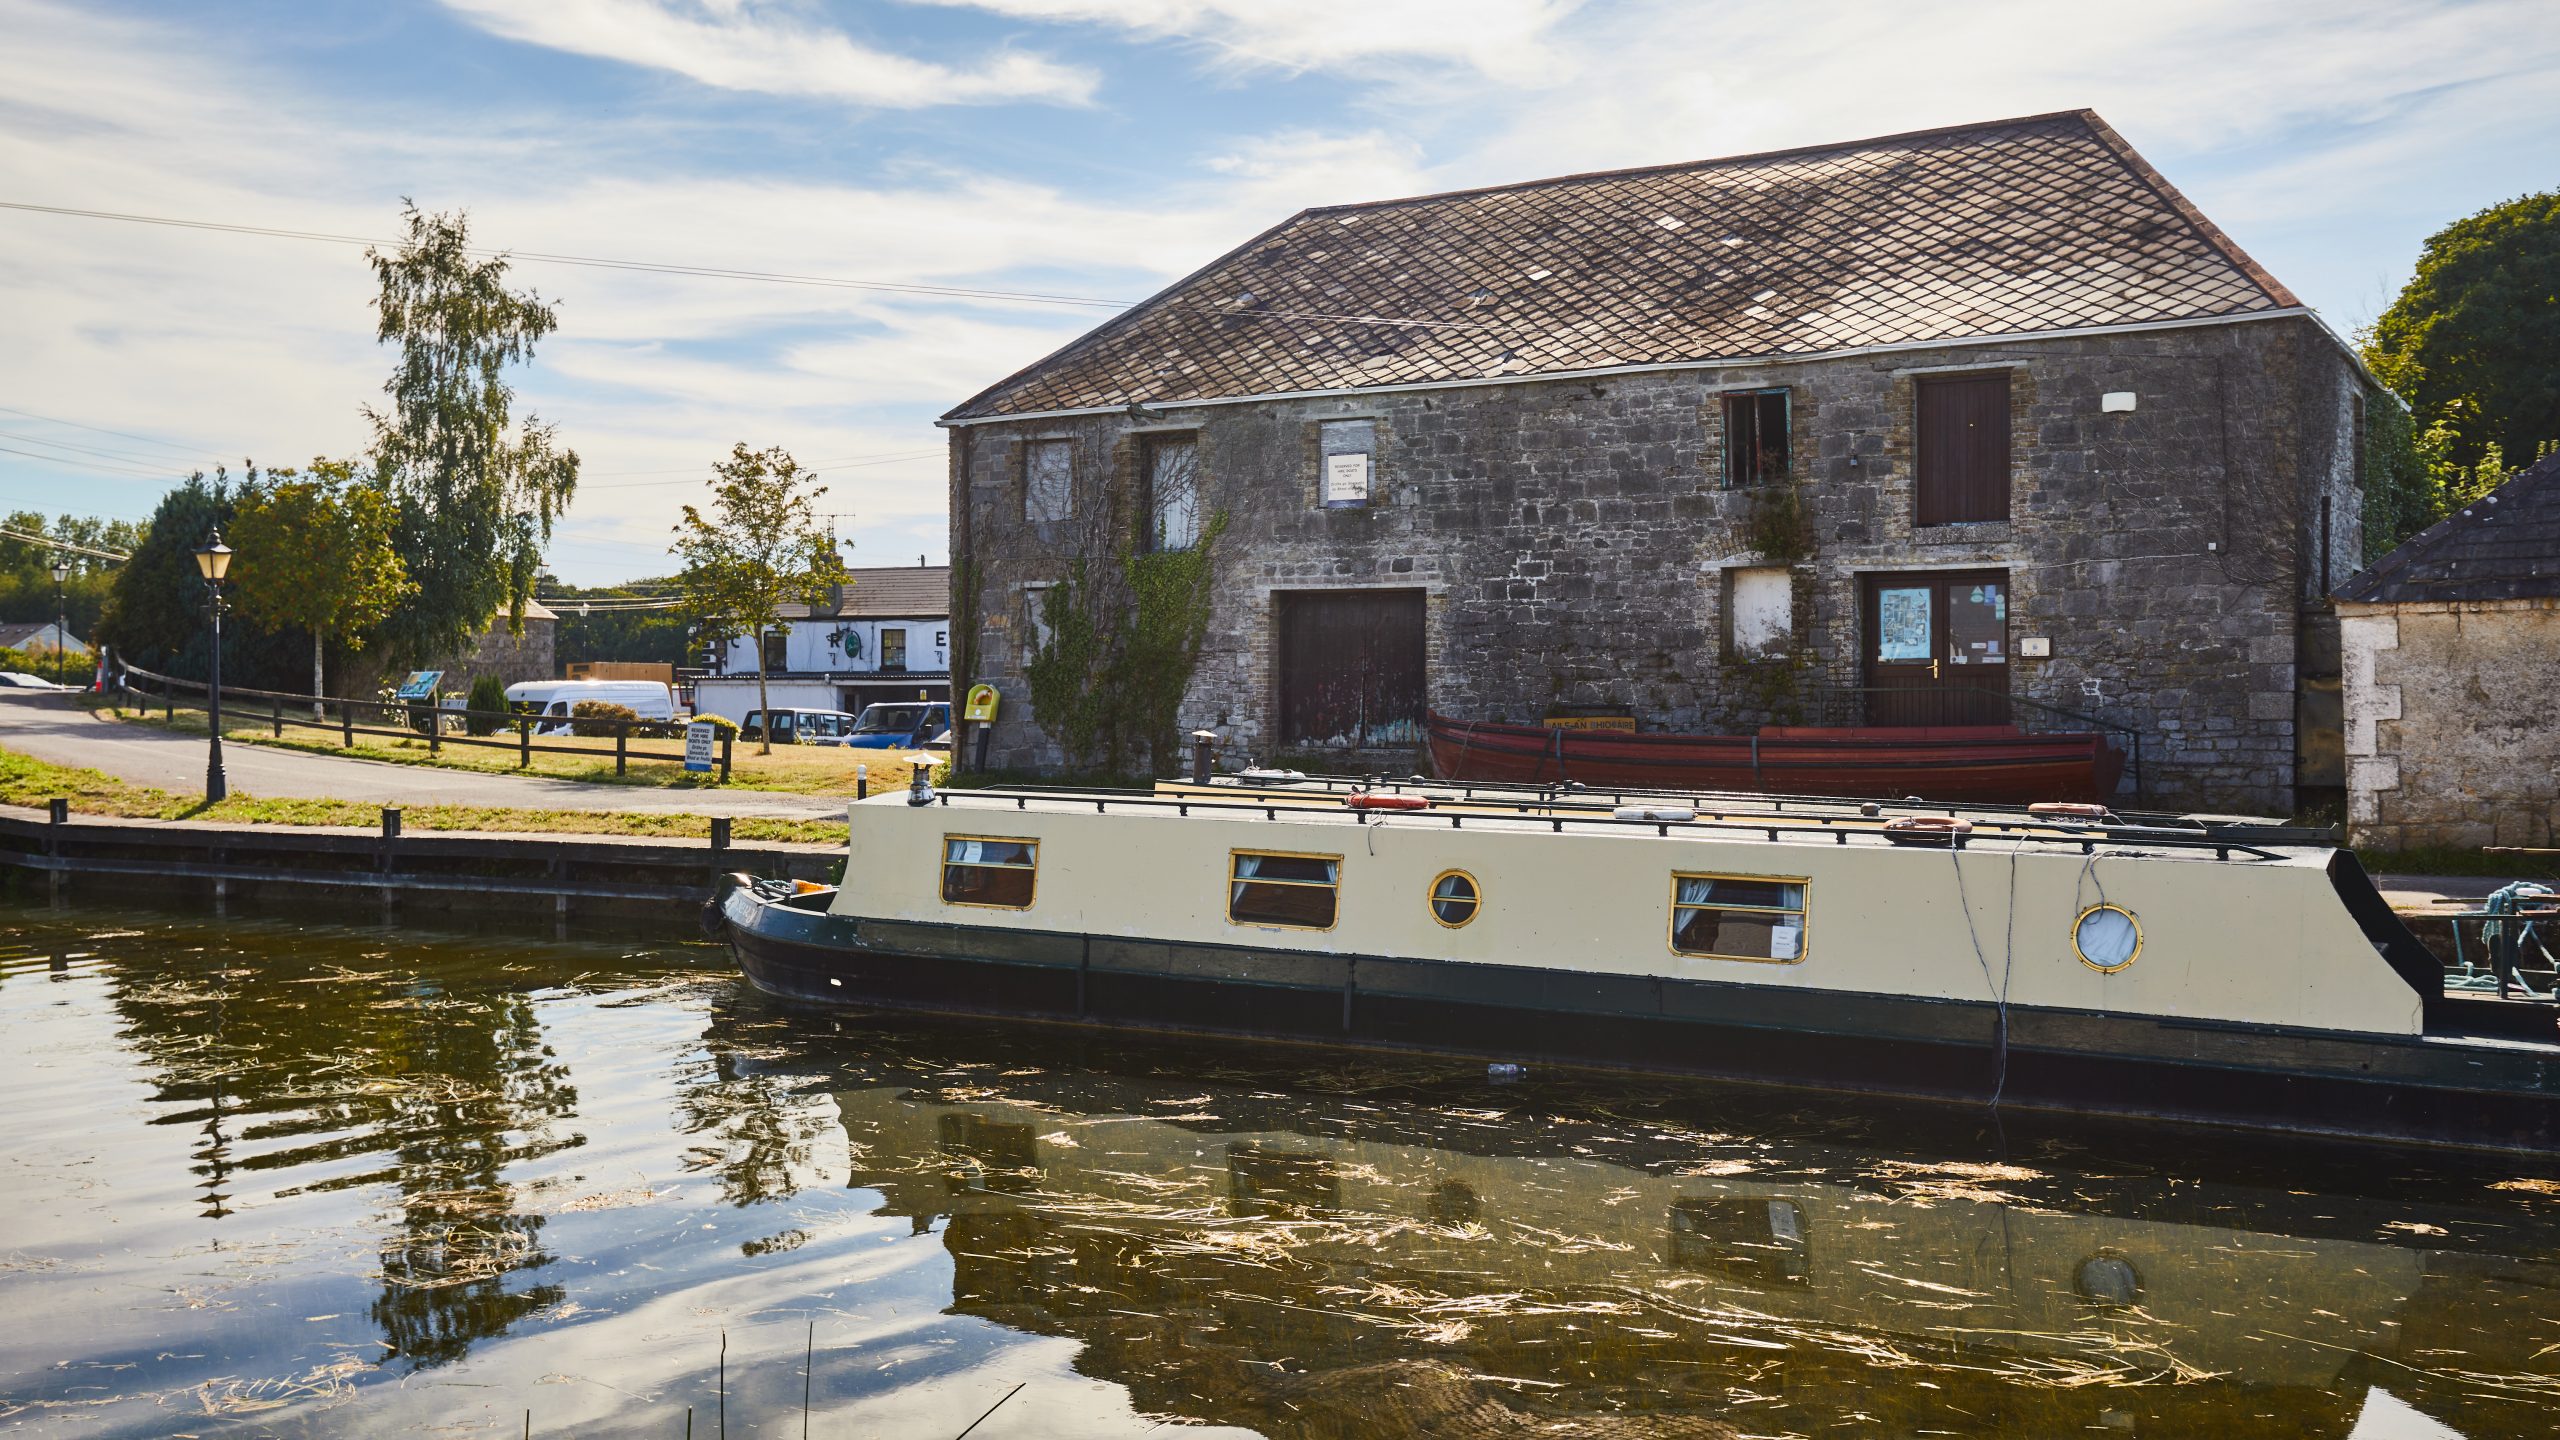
[502,679,677,735]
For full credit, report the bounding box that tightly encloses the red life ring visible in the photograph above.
[1882,815,1972,846]
[2028,802,2112,822]
[1344,791,1430,811]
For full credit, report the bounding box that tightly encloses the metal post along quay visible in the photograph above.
[192,529,233,804]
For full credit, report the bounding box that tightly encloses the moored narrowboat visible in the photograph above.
[710,775,2560,1152]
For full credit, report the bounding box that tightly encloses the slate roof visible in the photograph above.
[946,110,2298,422]
[2337,451,2560,605]
[0,621,85,652]
[775,565,950,621]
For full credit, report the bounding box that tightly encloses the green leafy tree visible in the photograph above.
[365,203,579,668]
[670,445,846,755]
[226,462,414,713]
[2359,190,2560,554]
[0,512,145,657]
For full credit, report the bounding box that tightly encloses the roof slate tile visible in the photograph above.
[946,111,2293,423]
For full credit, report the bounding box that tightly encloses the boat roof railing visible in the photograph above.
[929,783,2295,862]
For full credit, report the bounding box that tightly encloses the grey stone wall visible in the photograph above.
[952,317,2364,811]
[2342,598,2560,851]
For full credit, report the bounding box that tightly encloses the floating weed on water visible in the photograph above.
[192,1357,371,1416]
[2491,1177,2560,1198]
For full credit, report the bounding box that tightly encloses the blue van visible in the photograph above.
[840,701,952,750]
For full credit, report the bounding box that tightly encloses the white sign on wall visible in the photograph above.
[1322,452,1371,508]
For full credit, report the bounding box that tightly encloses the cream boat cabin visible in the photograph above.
[712,777,2560,1151]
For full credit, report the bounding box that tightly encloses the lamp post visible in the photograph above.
[193,530,233,804]
[49,555,70,687]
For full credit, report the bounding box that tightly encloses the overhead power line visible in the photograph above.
[1,199,1503,334]
[0,403,233,457]
[0,442,180,479]
[0,200,1131,311]
[0,524,130,562]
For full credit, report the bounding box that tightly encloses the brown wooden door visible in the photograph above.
[1861,571,2010,727]
[1915,373,2011,525]
[1277,590,1425,747]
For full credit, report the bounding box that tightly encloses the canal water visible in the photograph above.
[4,906,2559,1438]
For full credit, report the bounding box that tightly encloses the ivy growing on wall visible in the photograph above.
[1745,479,1817,564]
[1022,515,1228,775]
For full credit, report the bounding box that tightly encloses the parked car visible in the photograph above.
[740,708,864,745]
[840,702,953,750]
[0,671,70,691]
[504,679,677,735]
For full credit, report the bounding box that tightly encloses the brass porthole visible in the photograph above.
[1429,870,1480,928]
[2073,904,2142,973]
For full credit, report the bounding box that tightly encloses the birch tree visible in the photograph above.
[364,203,579,667]
[671,445,845,754]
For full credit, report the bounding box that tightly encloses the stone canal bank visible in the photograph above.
[0,805,843,925]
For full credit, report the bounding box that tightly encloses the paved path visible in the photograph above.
[0,692,847,818]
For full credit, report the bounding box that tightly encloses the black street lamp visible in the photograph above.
[193,529,233,804]
[49,555,70,686]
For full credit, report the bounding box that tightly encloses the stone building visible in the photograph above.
[941,111,2374,810]
[418,599,557,691]
[2337,451,2560,852]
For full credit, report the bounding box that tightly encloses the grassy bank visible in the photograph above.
[103,705,927,795]
[0,745,849,846]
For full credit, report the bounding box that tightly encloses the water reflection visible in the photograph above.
[3,907,2560,1438]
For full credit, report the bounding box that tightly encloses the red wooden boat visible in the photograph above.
[1425,713,2126,804]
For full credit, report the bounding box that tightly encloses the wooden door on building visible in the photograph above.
[1860,571,2011,727]
[1276,590,1426,747]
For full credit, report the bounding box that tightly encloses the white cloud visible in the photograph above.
[911,0,1582,81]
[438,0,1097,106]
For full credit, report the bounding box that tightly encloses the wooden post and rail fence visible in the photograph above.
[110,659,734,783]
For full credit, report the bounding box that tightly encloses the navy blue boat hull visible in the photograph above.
[718,884,2560,1153]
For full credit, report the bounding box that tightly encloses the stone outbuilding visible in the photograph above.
[2337,451,2560,852]
[941,110,2376,810]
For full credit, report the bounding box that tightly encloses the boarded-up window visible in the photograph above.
[1915,373,2010,525]
[1277,589,1425,746]
[1723,390,1789,487]
[1020,585,1055,657]
[1726,566,1792,659]
[1024,439,1073,523]
[1320,419,1375,508]
[1144,433,1199,551]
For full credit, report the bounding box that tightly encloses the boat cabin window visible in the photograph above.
[1671,873,1807,963]
[943,836,1038,909]
[1429,870,1480,927]
[1229,851,1340,929]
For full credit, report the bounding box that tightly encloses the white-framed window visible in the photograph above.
[1021,584,1056,658]
[1025,438,1074,523]
[1145,432,1200,551]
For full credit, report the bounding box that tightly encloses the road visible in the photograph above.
[0,692,848,819]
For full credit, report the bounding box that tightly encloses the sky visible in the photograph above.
[2,0,2555,585]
